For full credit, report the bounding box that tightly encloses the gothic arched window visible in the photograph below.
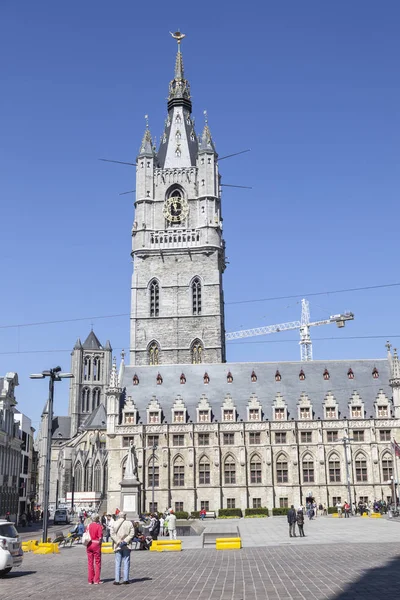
[148,341,160,366]
[103,462,108,495]
[192,278,202,315]
[84,357,91,381]
[84,463,92,492]
[275,370,281,382]
[302,455,314,483]
[81,387,90,413]
[328,453,341,482]
[355,454,368,482]
[276,456,288,483]
[251,371,257,383]
[93,461,102,492]
[149,280,160,317]
[382,455,393,481]
[74,463,83,492]
[191,339,203,364]
[199,457,210,484]
[250,456,262,484]
[224,456,236,484]
[92,388,101,411]
[93,357,102,381]
[323,369,330,381]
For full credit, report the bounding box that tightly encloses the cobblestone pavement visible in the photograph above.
[3,537,400,600]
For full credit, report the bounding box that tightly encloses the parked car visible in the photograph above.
[53,509,70,525]
[0,520,23,577]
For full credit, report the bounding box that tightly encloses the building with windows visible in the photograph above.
[0,373,22,520]
[14,412,35,518]
[38,34,400,515]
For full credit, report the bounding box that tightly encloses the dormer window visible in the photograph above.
[351,406,362,418]
[300,407,311,420]
[180,373,186,385]
[323,369,330,381]
[299,370,306,381]
[198,409,210,423]
[174,410,185,423]
[274,407,285,420]
[275,370,281,382]
[149,411,160,424]
[377,405,389,418]
[133,374,139,386]
[325,407,337,419]
[223,409,234,422]
[372,367,379,379]
[227,371,233,384]
[124,412,135,424]
[204,372,210,384]
[249,408,260,421]
[156,373,163,385]
[348,368,354,380]
[251,371,257,382]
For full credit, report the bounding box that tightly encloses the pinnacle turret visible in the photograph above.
[138,116,154,157]
[199,111,216,154]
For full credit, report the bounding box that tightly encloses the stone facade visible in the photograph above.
[14,412,35,517]
[0,373,22,519]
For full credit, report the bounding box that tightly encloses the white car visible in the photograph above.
[53,509,70,525]
[0,520,23,577]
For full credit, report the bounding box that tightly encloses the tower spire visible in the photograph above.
[168,31,191,111]
[138,114,154,157]
[199,109,216,153]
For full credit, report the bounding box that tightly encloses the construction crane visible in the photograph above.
[225,299,354,361]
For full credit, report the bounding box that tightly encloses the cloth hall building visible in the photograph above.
[39,34,400,515]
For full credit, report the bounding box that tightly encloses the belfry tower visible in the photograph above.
[130,32,226,366]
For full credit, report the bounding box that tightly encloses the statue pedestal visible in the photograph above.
[120,476,141,521]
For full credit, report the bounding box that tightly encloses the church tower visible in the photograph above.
[130,32,226,366]
[68,330,112,436]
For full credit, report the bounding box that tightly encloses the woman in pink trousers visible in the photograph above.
[86,514,103,584]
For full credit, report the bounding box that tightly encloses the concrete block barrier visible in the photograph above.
[150,539,182,552]
[216,537,241,550]
[33,542,60,555]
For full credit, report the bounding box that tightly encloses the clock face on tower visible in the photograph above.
[163,195,189,224]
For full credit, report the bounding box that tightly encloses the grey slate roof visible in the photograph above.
[51,416,71,439]
[122,359,391,422]
[83,403,107,430]
[82,331,103,350]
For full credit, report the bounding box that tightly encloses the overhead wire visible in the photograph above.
[0,281,399,331]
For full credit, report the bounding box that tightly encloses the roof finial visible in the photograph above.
[204,109,208,125]
[145,114,149,129]
[170,30,186,46]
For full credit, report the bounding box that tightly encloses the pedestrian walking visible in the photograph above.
[167,510,177,539]
[111,512,134,585]
[297,509,305,537]
[336,501,343,517]
[287,505,297,537]
[344,501,350,518]
[86,514,103,585]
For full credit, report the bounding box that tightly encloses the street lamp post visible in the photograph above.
[340,435,354,515]
[30,367,73,543]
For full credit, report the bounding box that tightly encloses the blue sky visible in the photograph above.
[1,1,399,430]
